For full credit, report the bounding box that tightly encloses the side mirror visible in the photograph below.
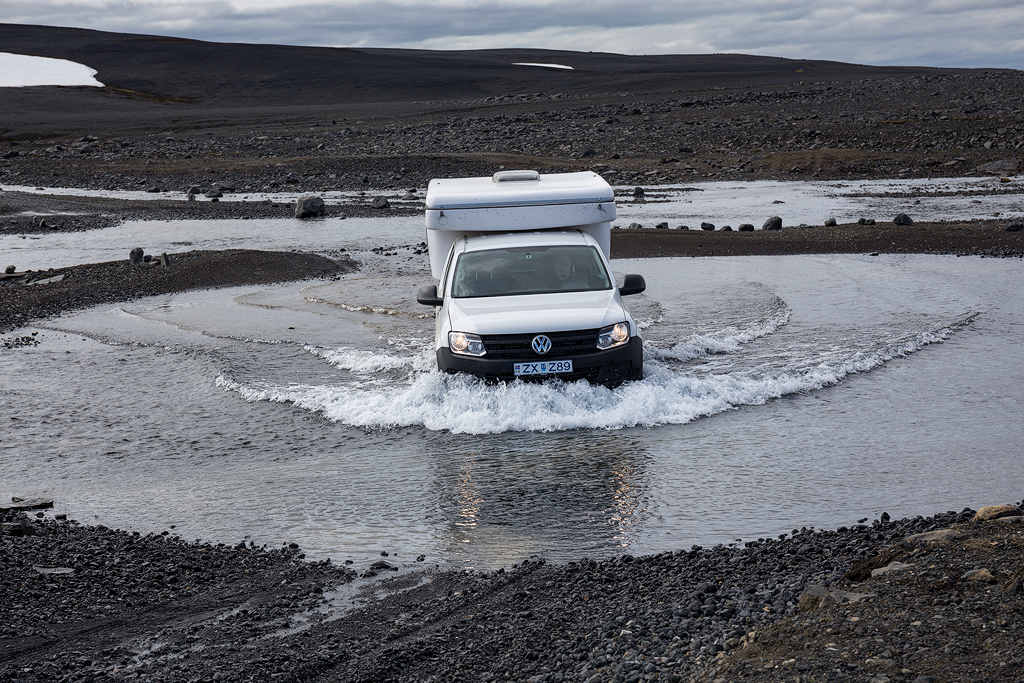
[417,284,444,307]
[619,274,646,296]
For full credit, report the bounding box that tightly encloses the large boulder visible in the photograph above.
[973,505,1022,522]
[762,216,782,230]
[295,195,326,219]
[893,213,914,226]
[370,196,391,209]
[977,158,1018,173]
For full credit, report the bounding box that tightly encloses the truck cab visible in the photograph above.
[417,170,645,387]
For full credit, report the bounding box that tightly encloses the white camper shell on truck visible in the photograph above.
[416,170,645,387]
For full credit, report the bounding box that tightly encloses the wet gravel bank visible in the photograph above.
[2,502,1021,682]
[0,190,418,234]
[0,249,355,333]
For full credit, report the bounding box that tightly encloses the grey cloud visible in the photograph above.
[4,0,1022,69]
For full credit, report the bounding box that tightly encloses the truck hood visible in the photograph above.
[446,290,629,335]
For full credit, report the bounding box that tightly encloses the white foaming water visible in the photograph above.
[216,302,967,434]
[0,52,104,87]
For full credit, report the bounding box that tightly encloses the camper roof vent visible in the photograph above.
[493,170,540,183]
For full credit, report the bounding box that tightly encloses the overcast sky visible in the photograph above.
[6,0,1023,69]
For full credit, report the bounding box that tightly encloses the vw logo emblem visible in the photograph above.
[531,335,552,355]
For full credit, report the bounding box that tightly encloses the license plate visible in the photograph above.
[514,360,573,376]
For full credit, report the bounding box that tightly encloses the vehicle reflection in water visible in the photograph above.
[424,432,651,569]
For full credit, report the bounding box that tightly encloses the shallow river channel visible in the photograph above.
[2,183,1023,572]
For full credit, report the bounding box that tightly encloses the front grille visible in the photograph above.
[480,328,601,359]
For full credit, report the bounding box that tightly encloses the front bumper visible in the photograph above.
[437,337,643,387]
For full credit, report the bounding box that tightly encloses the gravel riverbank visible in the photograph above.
[2,501,1022,683]
[0,248,355,334]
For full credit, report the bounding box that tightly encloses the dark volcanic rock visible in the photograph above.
[762,216,783,230]
[295,195,326,218]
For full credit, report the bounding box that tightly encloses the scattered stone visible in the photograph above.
[27,274,65,286]
[295,195,326,218]
[370,196,390,209]
[762,216,782,230]
[632,187,645,198]
[906,528,960,545]
[871,561,914,577]
[961,568,997,583]
[738,224,754,231]
[701,222,715,230]
[973,504,1022,522]
[1005,222,1023,232]
[893,213,913,225]
[655,221,668,229]
[857,217,876,225]
[1,497,54,510]
[204,188,224,198]
[1,520,35,536]
[977,158,1018,173]
[798,585,876,611]
[626,222,643,229]
[824,217,837,227]
[5,265,15,274]
[129,247,145,264]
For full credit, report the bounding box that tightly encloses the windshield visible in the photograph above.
[451,245,612,298]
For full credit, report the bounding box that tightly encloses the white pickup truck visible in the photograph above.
[416,170,645,387]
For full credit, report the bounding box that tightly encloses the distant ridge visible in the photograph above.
[0,23,973,105]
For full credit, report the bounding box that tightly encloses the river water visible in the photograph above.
[2,184,1022,572]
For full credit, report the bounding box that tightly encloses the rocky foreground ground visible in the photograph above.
[2,501,1023,683]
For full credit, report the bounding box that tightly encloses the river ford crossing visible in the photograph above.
[2,179,1022,572]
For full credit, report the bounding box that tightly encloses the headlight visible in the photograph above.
[597,322,630,350]
[449,331,486,356]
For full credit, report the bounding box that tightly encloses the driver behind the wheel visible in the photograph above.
[553,253,574,284]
